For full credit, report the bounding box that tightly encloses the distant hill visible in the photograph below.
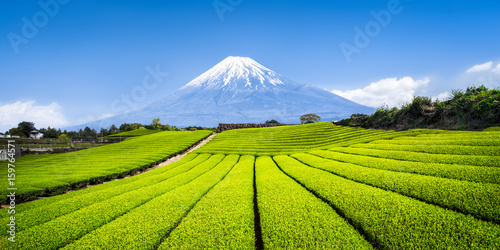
[339,85,500,131]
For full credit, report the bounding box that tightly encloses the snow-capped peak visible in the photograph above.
[181,56,294,90]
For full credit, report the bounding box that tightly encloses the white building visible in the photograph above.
[29,130,44,140]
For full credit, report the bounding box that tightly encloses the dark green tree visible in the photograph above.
[44,127,59,138]
[18,121,36,137]
[119,123,133,132]
[162,124,172,131]
[8,127,21,136]
[67,131,78,138]
[300,114,321,124]
[109,124,118,134]
[100,128,109,137]
[131,123,143,130]
[265,119,280,124]
[82,127,93,138]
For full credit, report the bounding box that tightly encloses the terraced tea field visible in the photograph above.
[1,122,499,249]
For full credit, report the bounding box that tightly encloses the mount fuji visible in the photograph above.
[76,56,375,129]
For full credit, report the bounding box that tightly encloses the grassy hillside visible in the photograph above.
[2,123,499,249]
[340,85,500,131]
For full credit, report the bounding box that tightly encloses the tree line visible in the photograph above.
[5,115,323,140]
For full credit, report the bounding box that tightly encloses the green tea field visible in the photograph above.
[0,130,212,204]
[1,122,499,249]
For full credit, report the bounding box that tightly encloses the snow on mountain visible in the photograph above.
[70,56,375,129]
[181,56,292,90]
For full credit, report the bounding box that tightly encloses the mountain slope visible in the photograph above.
[74,56,375,129]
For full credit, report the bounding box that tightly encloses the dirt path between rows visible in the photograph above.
[149,132,218,170]
[97,132,218,179]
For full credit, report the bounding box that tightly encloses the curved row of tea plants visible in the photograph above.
[273,155,500,249]
[371,137,500,146]
[292,153,500,223]
[255,156,372,249]
[158,155,255,249]
[309,149,500,184]
[62,155,238,249]
[329,147,500,167]
[351,143,500,156]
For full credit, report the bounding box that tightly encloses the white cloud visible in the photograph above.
[493,63,500,73]
[98,113,114,120]
[466,61,493,73]
[332,77,430,108]
[0,101,68,132]
[74,113,115,125]
[435,91,451,101]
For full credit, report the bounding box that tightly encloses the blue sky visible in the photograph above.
[1,0,500,131]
